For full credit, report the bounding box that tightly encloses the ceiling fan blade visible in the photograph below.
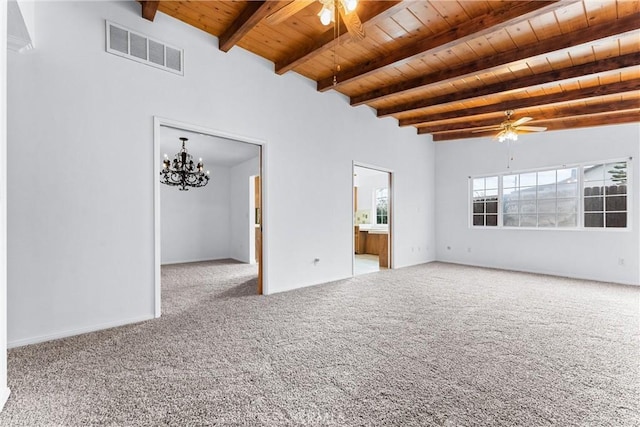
[511,116,533,127]
[338,5,365,41]
[265,0,315,25]
[516,125,547,132]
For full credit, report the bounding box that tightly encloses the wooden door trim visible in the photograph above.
[255,175,262,295]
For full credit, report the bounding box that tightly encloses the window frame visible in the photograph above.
[501,167,579,229]
[582,161,629,229]
[470,176,499,227]
[374,187,389,225]
[469,157,632,231]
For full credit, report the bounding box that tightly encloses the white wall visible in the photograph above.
[435,123,640,286]
[229,156,259,263]
[160,166,231,265]
[0,0,12,409]
[6,1,435,346]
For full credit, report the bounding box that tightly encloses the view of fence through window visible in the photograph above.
[472,177,498,226]
[471,161,628,229]
[584,162,627,228]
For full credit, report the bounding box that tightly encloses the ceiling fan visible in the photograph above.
[473,110,547,142]
[266,0,365,41]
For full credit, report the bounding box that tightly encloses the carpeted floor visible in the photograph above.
[1,261,638,426]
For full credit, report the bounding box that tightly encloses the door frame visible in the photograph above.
[352,161,394,276]
[153,117,268,317]
[0,0,10,411]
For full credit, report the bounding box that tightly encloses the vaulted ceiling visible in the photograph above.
[139,0,640,141]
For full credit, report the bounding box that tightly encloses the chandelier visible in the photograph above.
[160,137,210,191]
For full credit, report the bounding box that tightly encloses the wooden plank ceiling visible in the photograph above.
[140,0,640,141]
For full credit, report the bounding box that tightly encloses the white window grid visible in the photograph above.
[469,157,632,230]
[375,188,389,225]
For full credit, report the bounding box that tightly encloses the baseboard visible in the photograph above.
[436,259,639,287]
[393,257,436,270]
[161,256,233,266]
[0,387,10,412]
[8,314,155,349]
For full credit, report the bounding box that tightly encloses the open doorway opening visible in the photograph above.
[353,164,392,276]
[154,118,265,317]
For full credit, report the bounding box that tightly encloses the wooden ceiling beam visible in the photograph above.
[419,99,640,134]
[141,1,159,22]
[377,52,640,118]
[351,12,640,106]
[275,1,403,75]
[219,1,289,53]
[317,0,568,92]
[431,110,640,141]
[265,0,315,26]
[404,79,640,127]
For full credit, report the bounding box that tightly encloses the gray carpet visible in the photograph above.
[1,260,638,426]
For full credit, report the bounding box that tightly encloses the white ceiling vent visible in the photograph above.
[106,21,183,76]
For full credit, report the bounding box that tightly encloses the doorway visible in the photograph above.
[153,118,266,317]
[353,164,392,276]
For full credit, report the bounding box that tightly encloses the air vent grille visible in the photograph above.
[149,40,165,66]
[106,21,183,76]
[166,47,182,72]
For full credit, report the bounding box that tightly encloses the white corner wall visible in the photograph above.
[0,0,12,409]
[160,166,231,265]
[229,156,259,263]
[435,123,640,286]
[6,1,435,346]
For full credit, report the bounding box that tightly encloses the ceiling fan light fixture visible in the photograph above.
[319,5,333,25]
[489,110,545,142]
[498,129,518,143]
[318,0,358,25]
[343,0,358,13]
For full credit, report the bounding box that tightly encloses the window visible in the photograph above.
[375,188,388,225]
[502,168,578,228]
[470,159,629,229]
[472,176,498,226]
[583,162,627,228]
